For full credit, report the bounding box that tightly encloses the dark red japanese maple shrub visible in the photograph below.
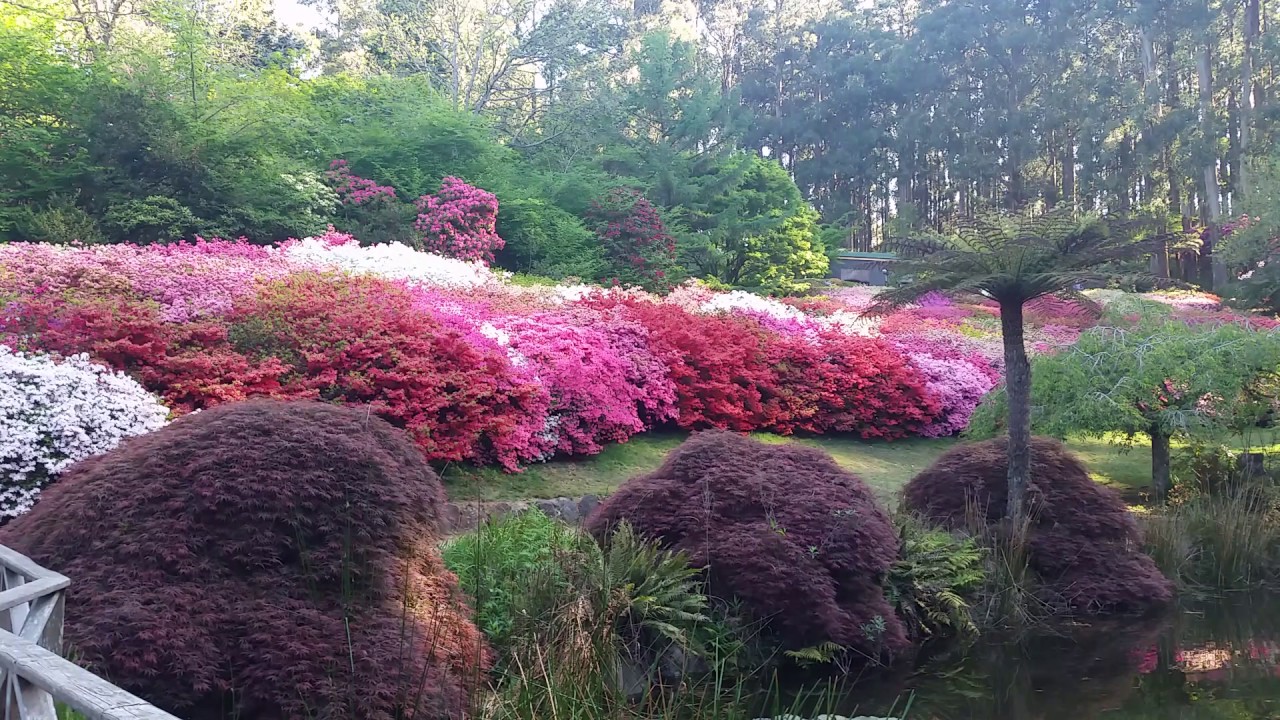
[229,273,550,469]
[765,331,942,438]
[583,297,778,431]
[901,437,1174,614]
[0,400,488,720]
[584,431,909,662]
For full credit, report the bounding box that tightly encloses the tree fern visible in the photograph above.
[872,209,1173,520]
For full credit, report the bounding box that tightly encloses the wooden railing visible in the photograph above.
[0,545,179,720]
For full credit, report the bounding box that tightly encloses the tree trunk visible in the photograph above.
[1062,129,1075,208]
[1150,426,1172,503]
[1001,300,1032,520]
[1240,0,1260,197]
[1199,39,1225,290]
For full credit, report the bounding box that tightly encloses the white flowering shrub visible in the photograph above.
[699,290,810,323]
[281,236,500,289]
[0,347,169,519]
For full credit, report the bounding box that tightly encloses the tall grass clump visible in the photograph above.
[1142,491,1280,588]
[444,511,731,718]
[1141,443,1280,588]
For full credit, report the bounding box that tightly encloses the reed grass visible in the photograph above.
[1141,489,1280,588]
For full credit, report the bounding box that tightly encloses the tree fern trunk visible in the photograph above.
[1000,300,1032,520]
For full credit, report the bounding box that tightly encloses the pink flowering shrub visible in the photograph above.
[889,334,1000,437]
[325,160,398,206]
[500,308,677,455]
[414,177,505,264]
[0,239,289,322]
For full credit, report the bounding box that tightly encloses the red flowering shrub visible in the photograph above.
[140,323,293,412]
[765,331,942,438]
[0,400,488,720]
[3,290,169,367]
[584,431,909,662]
[590,298,777,430]
[1,291,287,412]
[586,188,677,289]
[229,273,549,468]
[414,177,505,263]
[902,437,1174,614]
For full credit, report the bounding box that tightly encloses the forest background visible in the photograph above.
[4,0,1280,300]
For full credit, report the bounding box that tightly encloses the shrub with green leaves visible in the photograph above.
[442,511,710,661]
[442,509,586,648]
[969,319,1280,499]
[887,518,985,641]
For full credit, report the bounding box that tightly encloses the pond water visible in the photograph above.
[781,594,1280,719]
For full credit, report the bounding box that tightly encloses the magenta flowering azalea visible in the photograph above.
[326,160,398,206]
[414,177,505,264]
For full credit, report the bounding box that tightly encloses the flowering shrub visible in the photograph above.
[281,232,498,289]
[699,290,813,336]
[325,159,398,206]
[592,298,778,430]
[414,177,505,263]
[0,346,168,519]
[13,232,1274,492]
[766,332,942,438]
[0,238,286,322]
[586,188,676,289]
[2,291,289,413]
[230,273,549,469]
[499,309,677,455]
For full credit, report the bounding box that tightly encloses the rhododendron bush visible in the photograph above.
[0,346,169,518]
[415,177,505,263]
[3,233,1261,504]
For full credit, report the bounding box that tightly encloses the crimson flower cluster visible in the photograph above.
[586,188,677,289]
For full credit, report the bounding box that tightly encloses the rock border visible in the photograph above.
[442,495,600,535]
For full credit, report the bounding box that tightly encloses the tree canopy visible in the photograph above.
[3,0,1280,298]
[970,319,1280,498]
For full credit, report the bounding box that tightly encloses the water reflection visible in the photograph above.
[789,594,1280,719]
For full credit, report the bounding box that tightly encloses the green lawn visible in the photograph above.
[441,432,1161,504]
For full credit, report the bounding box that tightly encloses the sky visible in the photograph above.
[273,0,325,30]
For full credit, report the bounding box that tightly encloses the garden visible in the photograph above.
[5,210,1280,719]
[13,0,1280,712]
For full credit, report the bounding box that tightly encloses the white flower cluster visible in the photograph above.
[0,347,169,519]
[699,290,811,324]
[816,310,882,337]
[281,237,500,289]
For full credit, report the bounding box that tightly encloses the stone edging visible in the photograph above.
[442,495,600,536]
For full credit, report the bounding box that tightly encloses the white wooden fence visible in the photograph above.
[0,545,179,720]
